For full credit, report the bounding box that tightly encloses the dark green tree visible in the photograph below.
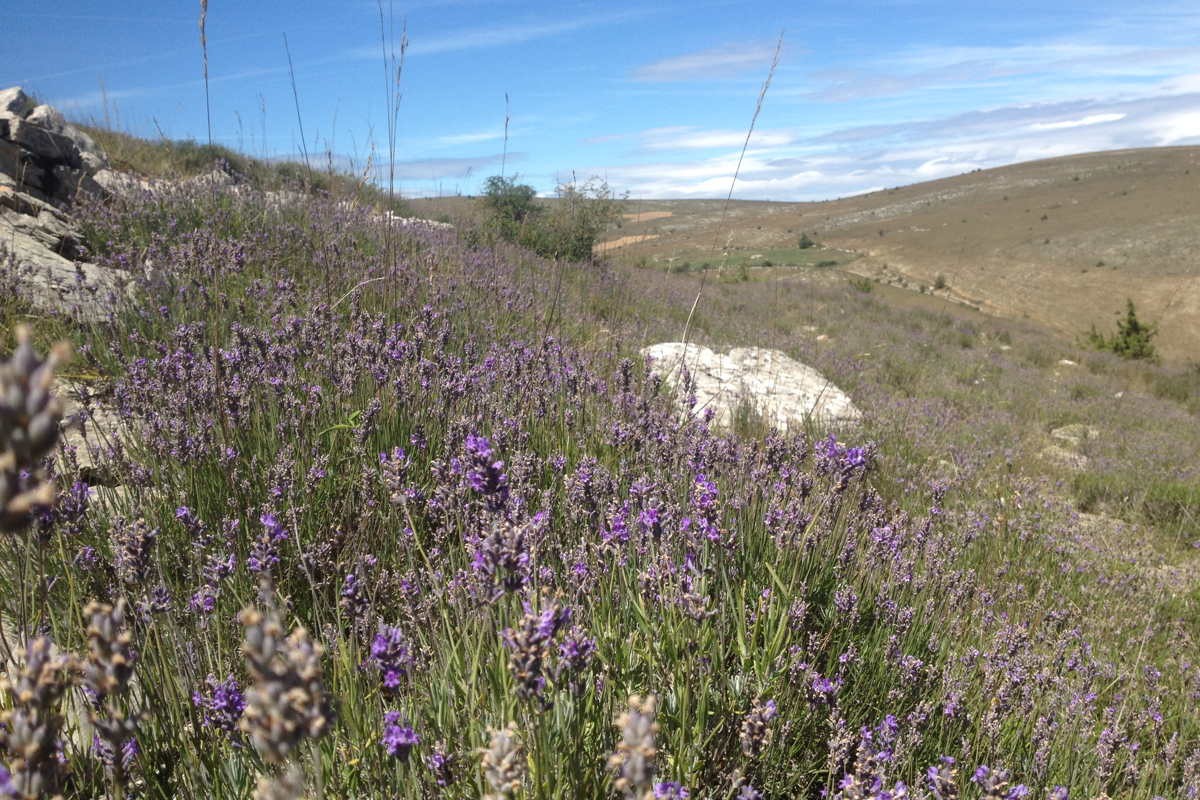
[1087,299,1158,361]
[481,175,539,240]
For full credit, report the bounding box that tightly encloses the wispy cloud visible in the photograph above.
[435,129,506,146]
[590,91,1200,200]
[1029,113,1127,131]
[361,11,639,58]
[632,40,780,82]
[641,127,794,150]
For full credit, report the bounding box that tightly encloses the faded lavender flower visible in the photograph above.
[381,711,419,760]
[926,756,959,800]
[0,637,76,800]
[503,599,572,701]
[739,698,778,758]
[480,722,524,799]
[81,599,141,787]
[610,694,658,800]
[0,326,68,532]
[239,604,333,764]
[110,517,158,587]
[379,445,412,505]
[252,764,306,800]
[471,512,546,598]
[971,765,1028,800]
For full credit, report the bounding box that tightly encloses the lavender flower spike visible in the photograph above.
[0,326,69,532]
[0,637,76,799]
[610,694,659,800]
[480,722,525,799]
[239,604,333,764]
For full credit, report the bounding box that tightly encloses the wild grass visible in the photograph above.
[1,126,1199,799]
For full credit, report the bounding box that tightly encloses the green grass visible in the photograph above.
[75,124,411,214]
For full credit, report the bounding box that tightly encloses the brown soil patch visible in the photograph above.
[622,211,674,223]
[595,234,659,254]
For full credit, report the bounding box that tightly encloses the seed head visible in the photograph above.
[479,722,524,799]
[610,694,658,799]
[0,326,69,533]
[238,605,333,764]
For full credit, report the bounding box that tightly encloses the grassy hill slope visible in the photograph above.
[599,147,1200,362]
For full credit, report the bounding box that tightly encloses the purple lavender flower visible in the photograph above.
[426,740,457,786]
[653,781,689,799]
[192,674,245,737]
[381,711,419,760]
[367,624,413,691]
[463,434,509,512]
[926,756,959,800]
[93,733,139,773]
[247,512,289,574]
[503,600,572,701]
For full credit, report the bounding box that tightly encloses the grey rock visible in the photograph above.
[0,87,34,118]
[1050,423,1099,448]
[26,103,66,132]
[1040,444,1089,472]
[1,207,129,321]
[58,383,125,486]
[7,118,81,167]
[641,342,862,432]
[0,138,44,190]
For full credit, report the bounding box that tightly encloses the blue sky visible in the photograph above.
[4,1,1200,199]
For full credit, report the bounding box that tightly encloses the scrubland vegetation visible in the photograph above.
[1,128,1200,800]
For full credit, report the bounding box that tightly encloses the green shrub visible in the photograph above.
[481,175,621,262]
[1087,299,1158,361]
[849,276,873,293]
[798,233,815,249]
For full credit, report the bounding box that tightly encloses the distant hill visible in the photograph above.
[599,147,1200,362]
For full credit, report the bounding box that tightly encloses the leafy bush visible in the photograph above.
[1086,299,1158,361]
[797,233,815,249]
[481,175,621,262]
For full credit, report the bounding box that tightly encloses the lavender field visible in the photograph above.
[1,170,1199,800]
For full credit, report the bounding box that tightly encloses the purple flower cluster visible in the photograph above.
[247,512,288,574]
[192,674,246,737]
[381,711,419,760]
[366,624,413,692]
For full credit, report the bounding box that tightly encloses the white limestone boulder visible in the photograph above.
[642,342,862,432]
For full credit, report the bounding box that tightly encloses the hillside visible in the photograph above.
[598,147,1200,362]
[3,96,1200,798]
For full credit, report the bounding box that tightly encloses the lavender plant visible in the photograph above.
[0,169,1192,798]
[0,326,67,532]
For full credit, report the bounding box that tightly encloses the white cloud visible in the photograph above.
[636,127,794,151]
[1149,110,1200,144]
[398,12,637,57]
[436,130,505,146]
[632,41,779,82]
[1029,113,1127,131]
[584,91,1200,200]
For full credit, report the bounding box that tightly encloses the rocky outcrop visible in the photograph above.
[1,86,130,321]
[642,342,862,432]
